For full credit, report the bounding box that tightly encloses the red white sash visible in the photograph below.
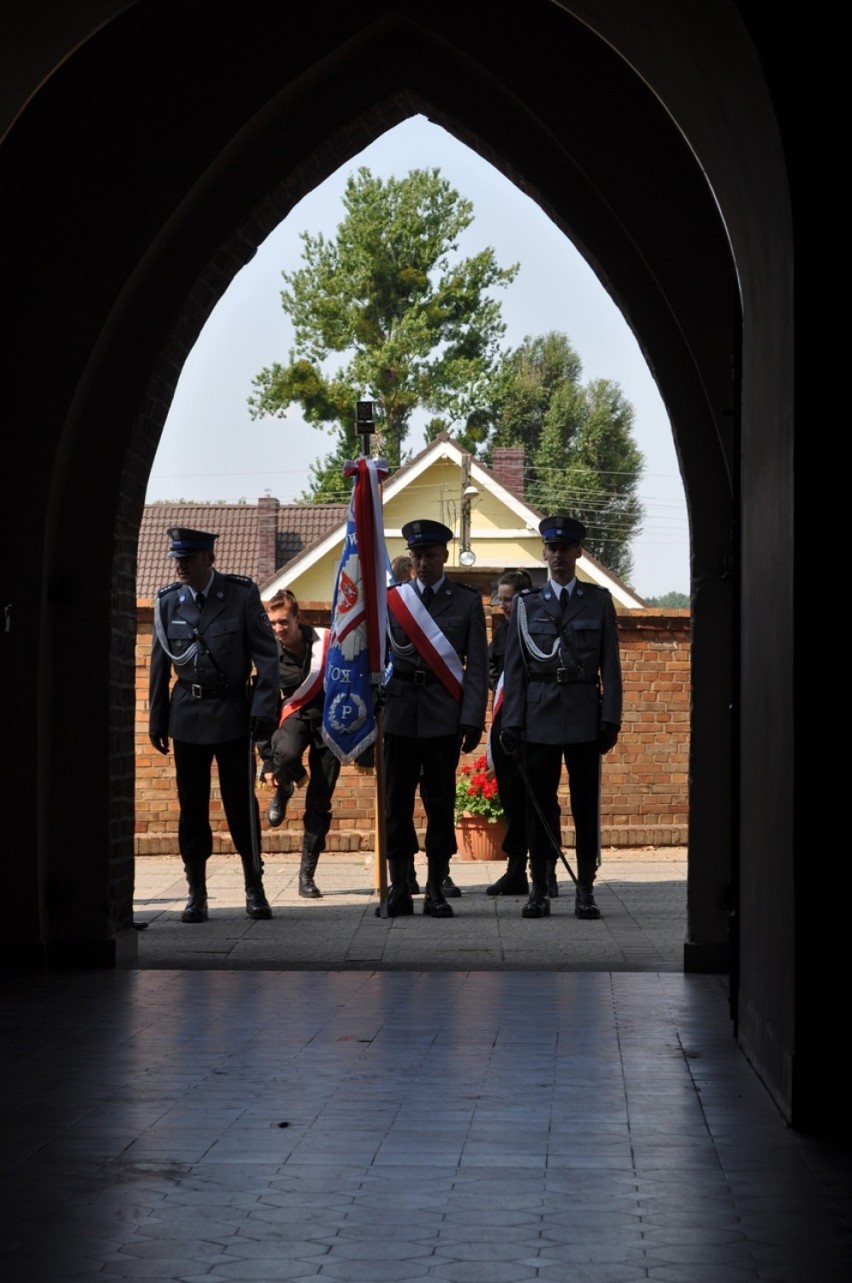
[387,582,464,702]
[486,672,504,771]
[278,628,331,726]
[492,671,505,719]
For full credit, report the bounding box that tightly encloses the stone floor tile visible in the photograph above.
[0,854,849,1282]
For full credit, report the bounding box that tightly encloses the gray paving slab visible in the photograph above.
[132,849,689,971]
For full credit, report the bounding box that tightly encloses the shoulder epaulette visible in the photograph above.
[456,581,479,593]
[225,573,254,585]
[156,582,181,598]
[519,586,539,597]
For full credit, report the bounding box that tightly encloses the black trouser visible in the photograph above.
[271,715,341,855]
[491,707,560,866]
[490,710,530,860]
[523,739,601,887]
[384,732,460,881]
[173,735,258,864]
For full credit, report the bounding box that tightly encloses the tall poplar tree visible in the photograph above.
[249,166,518,500]
[486,332,644,580]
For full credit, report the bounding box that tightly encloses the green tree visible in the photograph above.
[646,591,689,607]
[485,332,644,580]
[249,167,518,500]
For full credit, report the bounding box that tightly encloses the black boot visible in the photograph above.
[522,883,551,919]
[383,883,414,916]
[181,859,208,923]
[575,883,601,920]
[424,857,454,917]
[486,852,529,897]
[547,858,559,899]
[408,855,421,895]
[241,854,272,919]
[376,857,414,917]
[266,780,293,827]
[299,847,323,899]
[423,881,454,917]
[267,764,309,825]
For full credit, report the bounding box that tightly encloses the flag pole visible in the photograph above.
[355,403,389,914]
[372,705,389,910]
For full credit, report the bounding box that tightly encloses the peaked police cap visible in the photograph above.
[166,527,219,557]
[539,514,587,545]
[402,519,454,548]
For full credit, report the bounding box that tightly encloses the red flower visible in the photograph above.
[454,751,504,823]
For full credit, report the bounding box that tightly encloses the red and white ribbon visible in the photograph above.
[387,582,464,702]
[278,627,331,725]
[486,671,504,771]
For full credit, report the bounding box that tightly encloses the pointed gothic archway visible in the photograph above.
[3,2,809,1127]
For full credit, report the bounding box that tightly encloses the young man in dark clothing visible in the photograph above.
[255,589,339,899]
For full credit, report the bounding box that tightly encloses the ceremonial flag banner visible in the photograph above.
[322,456,389,764]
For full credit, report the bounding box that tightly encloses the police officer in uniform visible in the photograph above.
[500,514,622,920]
[380,519,488,918]
[488,569,560,899]
[148,527,280,923]
[486,569,536,899]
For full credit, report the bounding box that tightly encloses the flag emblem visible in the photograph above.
[322,456,389,764]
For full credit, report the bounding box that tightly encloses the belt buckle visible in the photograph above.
[556,667,568,685]
[414,670,426,686]
[191,683,202,699]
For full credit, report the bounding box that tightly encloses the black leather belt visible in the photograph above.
[178,680,230,699]
[393,670,439,686]
[530,671,595,685]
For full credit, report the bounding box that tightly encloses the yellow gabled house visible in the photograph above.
[261,434,645,609]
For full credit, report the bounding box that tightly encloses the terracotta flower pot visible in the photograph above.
[455,815,508,861]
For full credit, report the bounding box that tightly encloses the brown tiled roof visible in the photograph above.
[275,506,348,564]
[137,500,347,598]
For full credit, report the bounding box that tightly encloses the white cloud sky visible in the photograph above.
[147,116,689,598]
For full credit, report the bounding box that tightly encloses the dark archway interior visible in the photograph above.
[2,3,820,1133]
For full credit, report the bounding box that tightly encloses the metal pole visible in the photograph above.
[460,452,471,555]
[373,704,389,914]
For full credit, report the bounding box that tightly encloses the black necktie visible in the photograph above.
[559,587,569,612]
[196,591,206,611]
[421,585,434,609]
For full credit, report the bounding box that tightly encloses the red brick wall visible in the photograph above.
[135,603,690,855]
